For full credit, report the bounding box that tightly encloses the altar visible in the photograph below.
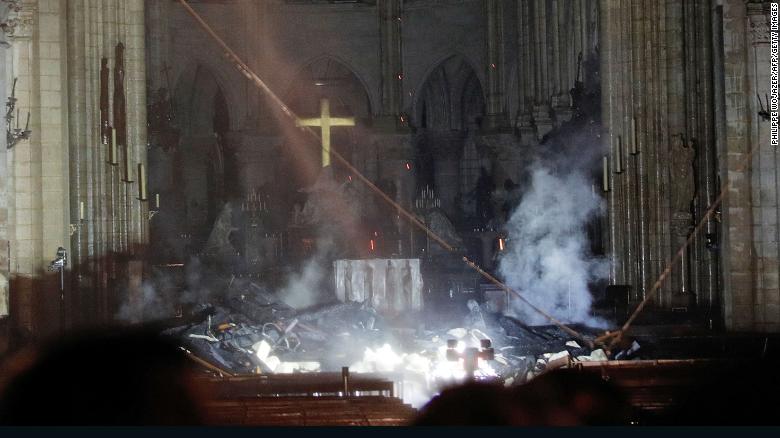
[333,259,423,314]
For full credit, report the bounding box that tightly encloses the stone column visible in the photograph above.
[550,0,572,124]
[693,0,719,316]
[617,0,638,297]
[515,0,536,145]
[631,0,649,303]
[1,0,72,336]
[601,0,619,284]
[663,0,686,307]
[720,0,755,330]
[375,134,415,256]
[532,0,553,138]
[67,0,148,325]
[745,0,777,330]
[483,0,508,131]
[377,0,404,131]
[0,2,14,319]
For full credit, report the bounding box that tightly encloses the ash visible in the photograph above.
[160,276,636,407]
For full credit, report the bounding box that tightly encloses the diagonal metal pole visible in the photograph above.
[175,0,592,347]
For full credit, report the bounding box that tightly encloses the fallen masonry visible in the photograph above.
[161,280,643,409]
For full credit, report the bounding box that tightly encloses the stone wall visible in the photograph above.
[720,0,779,331]
[1,0,70,338]
[599,0,779,332]
[152,0,596,218]
[0,0,148,341]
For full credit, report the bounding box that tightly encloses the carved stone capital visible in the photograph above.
[747,1,771,44]
[1,0,34,43]
[671,212,694,237]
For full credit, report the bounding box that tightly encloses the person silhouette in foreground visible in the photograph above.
[414,369,633,426]
[0,328,204,425]
[664,359,780,425]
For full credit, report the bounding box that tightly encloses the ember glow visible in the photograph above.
[350,337,498,408]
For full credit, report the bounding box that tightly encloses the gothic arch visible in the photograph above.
[170,62,235,245]
[413,54,485,131]
[284,55,373,119]
[173,63,234,136]
[172,60,242,134]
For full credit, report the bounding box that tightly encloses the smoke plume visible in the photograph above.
[498,127,608,326]
[278,238,335,309]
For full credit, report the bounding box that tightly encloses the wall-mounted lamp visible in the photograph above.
[6,78,32,149]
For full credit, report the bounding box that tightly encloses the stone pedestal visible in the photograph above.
[552,93,573,127]
[515,113,537,147]
[533,105,554,139]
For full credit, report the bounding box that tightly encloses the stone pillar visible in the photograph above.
[0,2,13,319]
[550,0,572,124]
[693,0,719,317]
[532,0,553,138]
[482,0,508,131]
[601,0,619,284]
[375,134,415,256]
[744,0,777,330]
[0,0,72,337]
[515,0,536,145]
[67,0,148,325]
[601,0,728,315]
[630,0,650,303]
[377,0,404,131]
[720,0,755,330]
[618,0,638,299]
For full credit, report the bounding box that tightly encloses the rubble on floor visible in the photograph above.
[161,280,642,407]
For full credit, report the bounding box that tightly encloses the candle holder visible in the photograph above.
[5,78,32,150]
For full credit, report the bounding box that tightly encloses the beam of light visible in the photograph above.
[175,0,592,348]
[350,342,497,408]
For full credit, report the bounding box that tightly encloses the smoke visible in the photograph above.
[116,256,219,323]
[498,129,608,327]
[278,167,365,310]
[117,280,173,324]
[278,238,335,309]
[278,255,327,310]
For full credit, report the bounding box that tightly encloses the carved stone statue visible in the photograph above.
[204,202,239,256]
[425,209,464,250]
[671,134,696,220]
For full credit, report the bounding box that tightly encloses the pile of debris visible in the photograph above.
[162,280,642,407]
[163,278,391,375]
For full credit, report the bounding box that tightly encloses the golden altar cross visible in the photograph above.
[296,98,355,168]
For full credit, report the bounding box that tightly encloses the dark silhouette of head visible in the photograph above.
[0,328,203,425]
[414,370,632,426]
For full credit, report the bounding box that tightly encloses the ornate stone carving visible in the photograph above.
[670,134,696,216]
[0,0,33,44]
[0,0,21,46]
[747,1,771,45]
